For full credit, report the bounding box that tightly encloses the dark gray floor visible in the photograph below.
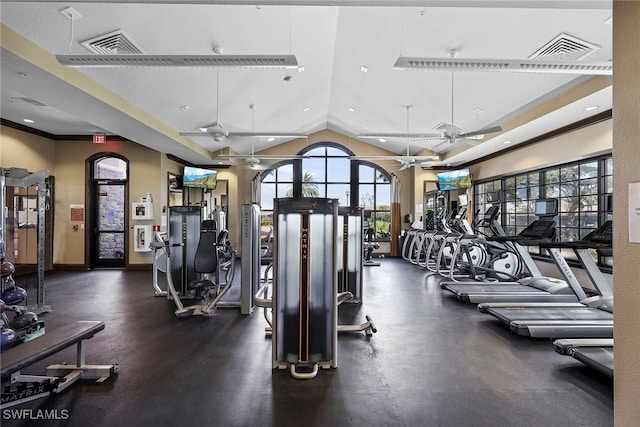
[3,258,613,426]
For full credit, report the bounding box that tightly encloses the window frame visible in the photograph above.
[259,142,393,241]
[473,154,612,269]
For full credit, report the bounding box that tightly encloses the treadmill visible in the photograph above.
[441,199,581,304]
[552,338,613,378]
[478,220,614,338]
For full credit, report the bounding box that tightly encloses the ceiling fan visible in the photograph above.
[218,104,308,168]
[415,72,502,152]
[359,73,502,152]
[354,106,440,170]
[179,70,307,143]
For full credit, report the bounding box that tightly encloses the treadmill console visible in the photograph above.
[482,206,500,224]
[585,221,613,244]
[518,220,556,239]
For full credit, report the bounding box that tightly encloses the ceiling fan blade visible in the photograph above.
[179,131,207,137]
[351,155,439,161]
[220,154,306,160]
[458,125,502,139]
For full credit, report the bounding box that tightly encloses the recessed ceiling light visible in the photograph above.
[379,138,386,143]
[297,66,305,73]
[23,119,34,123]
[179,105,190,111]
[360,66,368,73]
[348,107,355,112]
[303,107,310,112]
[18,72,29,78]
[503,140,512,144]
[267,137,275,142]
[584,105,599,111]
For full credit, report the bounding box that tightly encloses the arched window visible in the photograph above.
[260,142,392,240]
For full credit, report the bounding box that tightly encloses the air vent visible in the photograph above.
[529,33,599,61]
[81,30,144,55]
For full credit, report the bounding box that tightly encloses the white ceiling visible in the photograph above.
[0,1,613,168]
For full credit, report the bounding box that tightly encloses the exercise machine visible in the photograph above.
[553,338,613,378]
[440,199,580,304]
[155,220,238,317]
[478,220,614,338]
[338,207,365,301]
[439,205,522,282]
[258,198,375,379]
[0,168,51,315]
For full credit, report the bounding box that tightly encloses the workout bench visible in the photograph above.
[1,320,118,409]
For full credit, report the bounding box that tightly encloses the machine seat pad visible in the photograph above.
[188,279,215,290]
[1,321,104,379]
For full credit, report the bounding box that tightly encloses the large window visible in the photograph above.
[473,154,612,267]
[260,143,392,240]
[358,163,391,240]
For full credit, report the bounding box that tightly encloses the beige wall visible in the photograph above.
[613,1,640,425]
[0,125,55,172]
[54,138,163,266]
[1,125,164,267]
[472,119,612,181]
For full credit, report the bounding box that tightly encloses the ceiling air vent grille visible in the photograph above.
[81,30,144,55]
[529,33,599,61]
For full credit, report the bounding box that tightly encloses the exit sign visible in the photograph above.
[93,134,107,144]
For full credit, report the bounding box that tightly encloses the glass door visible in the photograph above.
[90,156,128,268]
[93,182,126,268]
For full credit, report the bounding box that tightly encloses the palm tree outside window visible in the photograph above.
[259,142,392,241]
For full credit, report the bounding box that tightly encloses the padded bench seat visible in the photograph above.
[1,321,104,379]
[1,320,117,409]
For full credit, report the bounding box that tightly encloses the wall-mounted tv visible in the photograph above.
[436,168,471,191]
[183,166,217,190]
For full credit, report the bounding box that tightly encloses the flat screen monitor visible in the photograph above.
[458,194,468,206]
[183,166,217,189]
[486,190,500,203]
[534,199,558,216]
[436,168,471,191]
